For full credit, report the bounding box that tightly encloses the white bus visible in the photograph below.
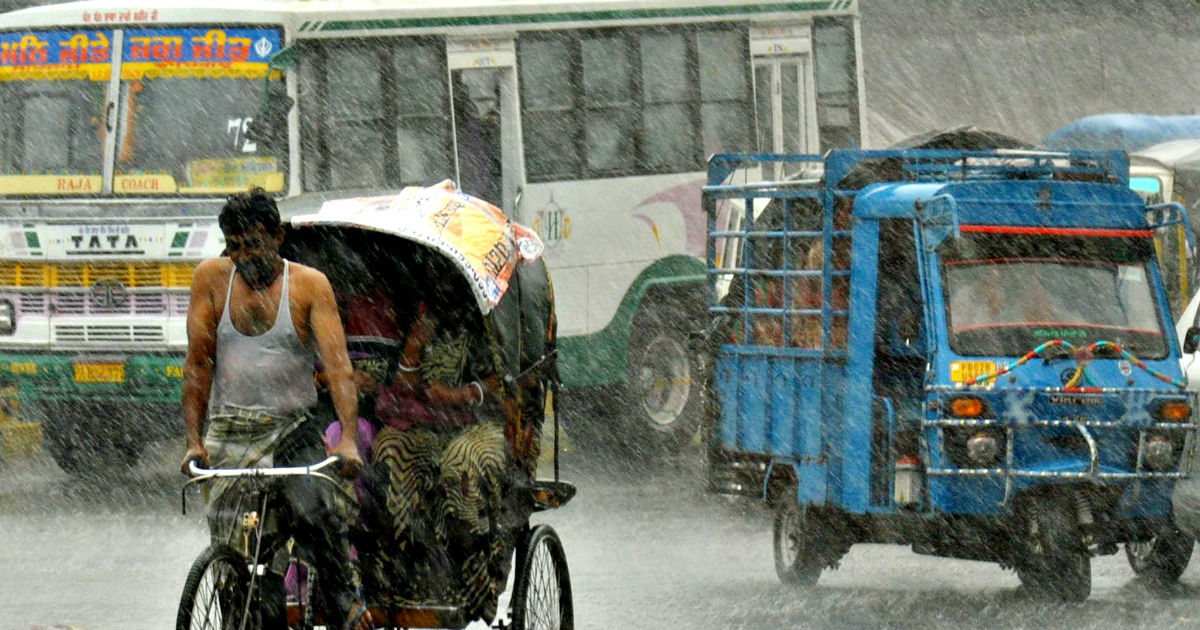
[0,0,864,471]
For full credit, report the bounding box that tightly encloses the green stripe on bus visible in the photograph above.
[24,232,38,248]
[170,231,189,248]
[318,2,835,31]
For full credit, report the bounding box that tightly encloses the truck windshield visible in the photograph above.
[944,258,1166,358]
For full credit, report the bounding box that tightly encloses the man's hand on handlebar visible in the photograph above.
[181,444,210,476]
[327,436,364,478]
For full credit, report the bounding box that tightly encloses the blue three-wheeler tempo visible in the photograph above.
[702,148,1198,601]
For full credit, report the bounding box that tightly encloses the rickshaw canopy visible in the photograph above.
[290,180,545,316]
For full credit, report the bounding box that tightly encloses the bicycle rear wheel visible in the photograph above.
[511,524,573,630]
[177,544,252,630]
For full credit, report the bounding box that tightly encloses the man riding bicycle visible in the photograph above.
[180,188,371,630]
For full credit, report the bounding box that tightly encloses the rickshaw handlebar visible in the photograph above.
[186,456,342,481]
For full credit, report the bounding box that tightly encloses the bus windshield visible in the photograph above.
[0,76,106,188]
[944,258,1167,358]
[0,26,285,196]
[114,74,284,195]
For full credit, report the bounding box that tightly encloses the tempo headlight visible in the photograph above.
[1144,433,1177,472]
[966,432,1002,466]
[0,299,15,335]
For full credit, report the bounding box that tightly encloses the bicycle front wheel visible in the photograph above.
[177,544,252,630]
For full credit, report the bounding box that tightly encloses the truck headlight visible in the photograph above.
[1144,433,1177,471]
[0,299,15,335]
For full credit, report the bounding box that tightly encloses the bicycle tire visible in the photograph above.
[511,524,573,630]
[176,543,252,630]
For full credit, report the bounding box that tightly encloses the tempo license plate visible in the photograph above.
[949,361,997,384]
[74,362,125,383]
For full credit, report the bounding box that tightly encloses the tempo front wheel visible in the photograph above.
[511,524,573,630]
[176,544,252,630]
[1126,524,1195,584]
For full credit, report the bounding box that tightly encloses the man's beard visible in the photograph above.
[236,255,281,290]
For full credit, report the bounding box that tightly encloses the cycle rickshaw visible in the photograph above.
[176,182,575,630]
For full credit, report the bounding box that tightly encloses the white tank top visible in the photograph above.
[208,260,318,417]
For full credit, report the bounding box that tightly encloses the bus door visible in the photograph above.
[751,25,818,180]
[448,38,523,216]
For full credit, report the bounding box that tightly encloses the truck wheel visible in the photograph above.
[1016,497,1091,602]
[43,403,139,476]
[623,299,704,454]
[1126,524,1194,585]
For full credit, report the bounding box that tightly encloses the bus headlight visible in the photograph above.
[966,432,1002,467]
[1144,434,1177,471]
[0,299,15,335]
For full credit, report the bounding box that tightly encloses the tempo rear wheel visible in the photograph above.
[773,498,828,585]
[511,524,573,630]
[176,544,252,630]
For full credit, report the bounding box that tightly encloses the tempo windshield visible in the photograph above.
[944,258,1166,358]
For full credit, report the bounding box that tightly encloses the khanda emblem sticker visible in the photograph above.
[254,37,273,59]
[533,194,571,247]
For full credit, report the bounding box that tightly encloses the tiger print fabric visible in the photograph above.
[369,421,509,621]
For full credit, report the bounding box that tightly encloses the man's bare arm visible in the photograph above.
[306,269,361,468]
[180,259,222,471]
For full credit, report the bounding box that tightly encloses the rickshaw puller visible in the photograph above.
[180,188,371,630]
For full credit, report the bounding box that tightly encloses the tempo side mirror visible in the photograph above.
[1184,326,1200,354]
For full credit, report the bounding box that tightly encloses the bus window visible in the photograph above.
[697,29,752,156]
[813,17,860,151]
[581,33,636,173]
[1,81,104,177]
[0,75,106,193]
[640,31,696,171]
[300,38,452,192]
[519,24,751,182]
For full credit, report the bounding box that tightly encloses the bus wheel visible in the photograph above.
[1016,497,1092,602]
[1126,524,1194,585]
[773,498,841,585]
[624,299,704,453]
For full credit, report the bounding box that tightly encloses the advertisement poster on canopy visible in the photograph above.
[302,181,544,311]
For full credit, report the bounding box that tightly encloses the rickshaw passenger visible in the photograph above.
[369,291,510,622]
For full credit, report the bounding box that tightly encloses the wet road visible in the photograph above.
[4,445,1200,629]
